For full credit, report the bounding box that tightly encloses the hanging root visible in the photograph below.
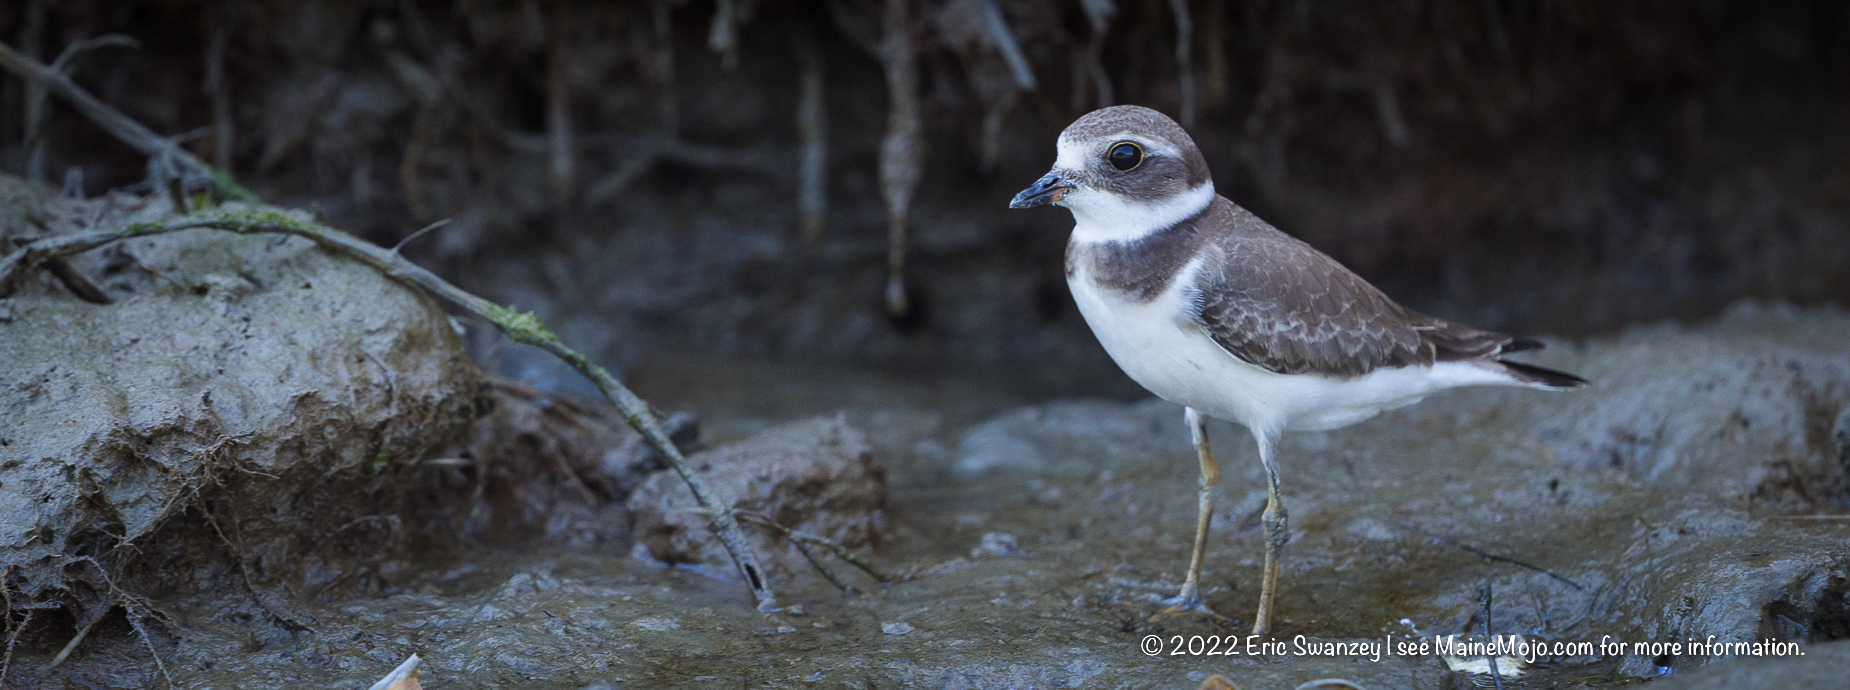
[47,611,102,669]
[205,0,235,171]
[0,610,32,685]
[547,10,576,210]
[124,604,173,688]
[1168,0,1197,129]
[707,0,739,71]
[197,497,316,630]
[399,103,439,223]
[877,0,922,318]
[1202,0,1228,107]
[975,0,1033,174]
[1080,0,1115,108]
[979,0,1036,91]
[47,558,178,686]
[796,34,828,244]
[652,0,679,135]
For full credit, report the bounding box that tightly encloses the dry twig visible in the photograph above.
[1402,524,1582,590]
[733,510,892,585]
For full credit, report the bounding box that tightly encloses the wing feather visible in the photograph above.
[1190,204,1514,378]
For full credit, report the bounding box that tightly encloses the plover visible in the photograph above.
[1009,105,1585,634]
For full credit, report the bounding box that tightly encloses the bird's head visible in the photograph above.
[1009,105,1215,238]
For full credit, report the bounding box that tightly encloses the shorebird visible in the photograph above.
[1009,105,1585,634]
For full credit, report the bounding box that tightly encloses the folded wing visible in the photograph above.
[1189,206,1518,379]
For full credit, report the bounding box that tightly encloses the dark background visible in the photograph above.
[4,0,1848,391]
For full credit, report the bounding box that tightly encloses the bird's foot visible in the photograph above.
[1150,592,1232,624]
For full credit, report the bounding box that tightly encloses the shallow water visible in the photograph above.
[18,306,1850,689]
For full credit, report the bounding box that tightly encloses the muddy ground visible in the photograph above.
[7,210,1847,689]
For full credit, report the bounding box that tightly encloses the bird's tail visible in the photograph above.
[1494,359,1587,390]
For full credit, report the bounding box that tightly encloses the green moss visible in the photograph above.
[370,445,390,475]
[208,166,262,204]
[117,220,158,237]
[483,303,559,346]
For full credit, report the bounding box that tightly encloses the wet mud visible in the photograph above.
[4,174,1847,687]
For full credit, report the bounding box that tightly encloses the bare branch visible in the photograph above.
[735,510,892,584]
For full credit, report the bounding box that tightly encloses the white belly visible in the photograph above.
[1067,258,1513,434]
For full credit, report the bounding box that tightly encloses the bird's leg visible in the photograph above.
[1153,407,1225,621]
[1251,427,1288,636]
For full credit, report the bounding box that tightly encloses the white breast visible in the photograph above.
[1067,251,1516,436]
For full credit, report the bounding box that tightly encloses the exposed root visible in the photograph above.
[876,0,922,318]
[0,610,33,685]
[1402,524,1583,590]
[796,33,828,244]
[46,611,100,669]
[547,11,576,209]
[55,557,178,686]
[706,0,740,71]
[734,510,892,586]
[1202,0,1228,107]
[978,0,1035,91]
[42,256,111,304]
[582,136,786,205]
[197,498,317,630]
[652,0,679,135]
[1167,0,1196,129]
[399,103,439,223]
[205,0,235,171]
[1080,0,1115,107]
[124,604,173,688]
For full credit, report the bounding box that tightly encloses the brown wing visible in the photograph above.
[1190,206,1513,378]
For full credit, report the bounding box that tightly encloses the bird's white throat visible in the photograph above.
[1063,181,1216,244]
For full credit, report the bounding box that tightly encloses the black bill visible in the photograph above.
[1008,173,1071,209]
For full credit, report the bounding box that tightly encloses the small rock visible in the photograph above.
[1196,675,1238,690]
[970,532,1020,557]
[881,621,914,635]
[630,616,680,631]
[627,416,887,576]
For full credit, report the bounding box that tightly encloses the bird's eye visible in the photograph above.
[1107,142,1144,171]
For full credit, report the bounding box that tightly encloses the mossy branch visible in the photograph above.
[0,207,778,612]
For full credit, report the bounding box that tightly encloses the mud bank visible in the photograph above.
[5,173,1847,687]
[20,306,1849,687]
